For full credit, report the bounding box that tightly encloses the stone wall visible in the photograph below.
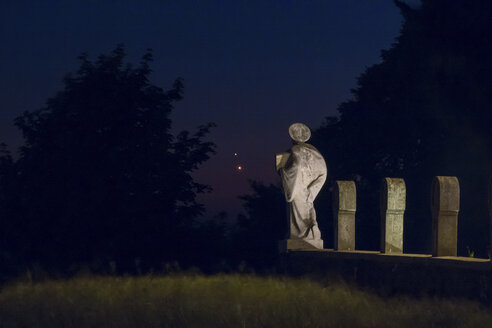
[280,175,492,300]
[280,250,492,301]
[328,176,463,257]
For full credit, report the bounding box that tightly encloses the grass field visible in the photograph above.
[1,274,491,327]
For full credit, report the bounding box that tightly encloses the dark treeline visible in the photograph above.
[312,0,492,256]
[0,46,223,278]
[1,0,491,279]
[239,0,492,260]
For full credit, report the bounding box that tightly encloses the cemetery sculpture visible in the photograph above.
[276,123,327,250]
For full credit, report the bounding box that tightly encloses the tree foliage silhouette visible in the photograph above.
[1,45,216,271]
[312,0,492,255]
[233,181,285,269]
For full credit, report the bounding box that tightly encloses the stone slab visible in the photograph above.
[431,176,459,257]
[333,181,356,250]
[380,178,406,254]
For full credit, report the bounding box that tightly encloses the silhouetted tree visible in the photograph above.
[233,181,285,269]
[0,144,19,279]
[1,45,216,271]
[182,211,231,271]
[312,0,492,255]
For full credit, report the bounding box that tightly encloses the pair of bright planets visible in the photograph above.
[234,153,243,172]
[233,123,312,173]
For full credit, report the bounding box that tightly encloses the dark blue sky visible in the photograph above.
[0,0,418,216]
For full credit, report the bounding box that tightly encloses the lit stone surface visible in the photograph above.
[277,123,327,251]
[431,176,460,257]
[333,180,356,251]
[276,152,290,171]
[380,178,406,254]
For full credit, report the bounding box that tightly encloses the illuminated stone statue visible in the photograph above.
[277,123,327,250]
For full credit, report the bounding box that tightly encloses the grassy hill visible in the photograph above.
[1,274,491,327]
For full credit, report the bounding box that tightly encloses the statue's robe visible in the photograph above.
[281,143,327,240]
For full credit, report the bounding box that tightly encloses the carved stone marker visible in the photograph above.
[333,180,356,251]
[380,178,406,254]
[431,176,460,257]
[277,123,327,251]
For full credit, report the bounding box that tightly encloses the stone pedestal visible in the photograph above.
[333,181,356,250]
[279,238,323,253]
[380,178,406,254]
[431,176,460,257]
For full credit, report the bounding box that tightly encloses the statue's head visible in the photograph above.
[289,123,311,143]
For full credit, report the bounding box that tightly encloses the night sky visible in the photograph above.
[0,0,419,216]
